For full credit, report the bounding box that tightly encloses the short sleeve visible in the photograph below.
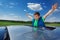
[42,17,45,22]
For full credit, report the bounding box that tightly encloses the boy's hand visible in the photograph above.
[52,3,58,10]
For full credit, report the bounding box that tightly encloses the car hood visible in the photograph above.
[7,25,60,40]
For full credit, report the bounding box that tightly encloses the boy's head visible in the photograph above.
[34,12,40,20]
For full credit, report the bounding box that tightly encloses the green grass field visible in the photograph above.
[0,21,60,27]
[45,23,60,27]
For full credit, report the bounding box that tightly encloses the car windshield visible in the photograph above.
[7,25,60,40]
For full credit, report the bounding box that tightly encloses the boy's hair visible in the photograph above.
[34,12,40,16]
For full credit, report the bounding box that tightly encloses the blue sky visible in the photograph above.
[0,0,60,22]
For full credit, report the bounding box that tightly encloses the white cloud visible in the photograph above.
[9,13,15,16]
[0,14,22,21]
[9,2,18,5]
[45,17,56,22]
[0,13,31,21]
[24,10,26,12]
[9,2,15,5]
[24,9,27,12]
[45,17,60,22]
[0,12,31,21]
[0,2,18,9]
[6,5,15,8]
[9,6,14,8]
[5,2,18,8]
[8,2,18,8]
[27,3,43,11]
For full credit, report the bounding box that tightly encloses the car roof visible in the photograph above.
[7,25,60,40]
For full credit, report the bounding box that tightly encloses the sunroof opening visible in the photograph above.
[46,27,56,30]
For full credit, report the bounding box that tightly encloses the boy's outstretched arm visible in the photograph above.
[43,3,58,19]
[26,13,32,20]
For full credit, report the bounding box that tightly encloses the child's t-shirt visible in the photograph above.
[34,17,45,27]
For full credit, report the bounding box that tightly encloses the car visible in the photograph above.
[0,26,10,40]
[0,25,60,40]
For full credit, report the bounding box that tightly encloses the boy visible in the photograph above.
[26,3,58,29]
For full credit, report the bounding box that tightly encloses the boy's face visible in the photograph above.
[34,15,40,20]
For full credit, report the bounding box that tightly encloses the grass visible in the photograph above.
[45,23,60,27]
[0,21,27,26]
[0,21,60,27]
